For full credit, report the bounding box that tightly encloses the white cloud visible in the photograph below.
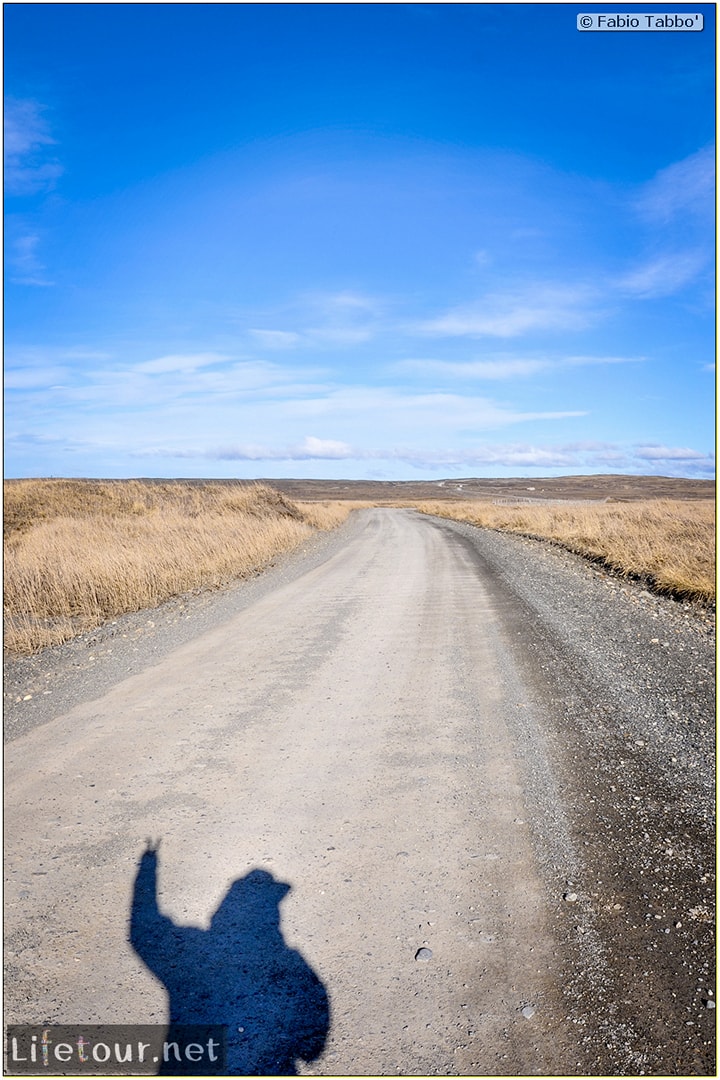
[397,445,581,469]
[249,325,374,349]
[5,348,330,409]
[5,365,70,390]
[249,330,303,349]
[247,290,384,351]
[137,438,713,478]
[635,146,715,225]
[617,252,709,299]
[398,358,550,380]
[633,445,710,462]
[397,355,640,381]
[279,387,586,430]
[317,290,383,314]
[4,98,62,196]
[134,352,232,374]
[6,232,53,286]
[4,347,117,394]
[298,435,354,458]
[211,435,354,461]
[619,148,715,305]
[417,284,597,338]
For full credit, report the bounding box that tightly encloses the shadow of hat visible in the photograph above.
[210,869,292,930]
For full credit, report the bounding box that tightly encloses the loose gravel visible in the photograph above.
[4,508,715,1074]
[427,515,715,1075]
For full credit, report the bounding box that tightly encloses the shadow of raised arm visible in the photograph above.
[130,841,178,984]
[129,847,331,1074]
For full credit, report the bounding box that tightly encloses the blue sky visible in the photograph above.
[5,3,715,480]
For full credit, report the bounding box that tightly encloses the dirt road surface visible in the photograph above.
[5,509,715,1075]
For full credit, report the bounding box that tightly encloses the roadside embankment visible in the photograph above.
[411,498,715,605]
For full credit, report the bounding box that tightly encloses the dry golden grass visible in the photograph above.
[412,498,715,604]
[4,480,355,655]
[6,480,714,655]
[294,499,373,529]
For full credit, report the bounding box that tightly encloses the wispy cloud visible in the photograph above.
[4,97,63,195]
[5,350,332,413]
[617,251,710,299]
[250,325,375,349]
[319,291,382,314]
[5,99,62,288]
[399,358,550,379]
[249,330,303,349]
[417,284,598,338]
[634,145,714,225]
[6,231,54,286]
[616,147,716,304]
[4,346,113,391]
[277,387,586,431]
[246,290,386,350]
[134,352,233,374]
[4,365,70,390]
[397,354,640,381]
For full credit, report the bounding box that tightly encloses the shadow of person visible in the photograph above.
[129,843,330,1075]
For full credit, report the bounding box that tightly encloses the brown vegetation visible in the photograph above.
[4,479,354,655]
[5,477,714,655]
[411,498,715,604]
[264,474,714,503]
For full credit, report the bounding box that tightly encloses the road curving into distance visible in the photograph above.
[4,508,715,1075]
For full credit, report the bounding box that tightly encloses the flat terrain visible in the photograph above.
[4,509,715,1075]
[261,473,715,502]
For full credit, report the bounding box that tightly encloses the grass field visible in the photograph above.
[4,479,355,655]
[4,478,714,655]
[411,498,715,605]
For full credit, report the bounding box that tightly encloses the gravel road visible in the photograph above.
[4,509,715,1076]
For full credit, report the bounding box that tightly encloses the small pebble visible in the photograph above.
[521,1005,536,1019]
[705,1000,716,1010]
[564,892,578,903]
[415,947,433,961]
